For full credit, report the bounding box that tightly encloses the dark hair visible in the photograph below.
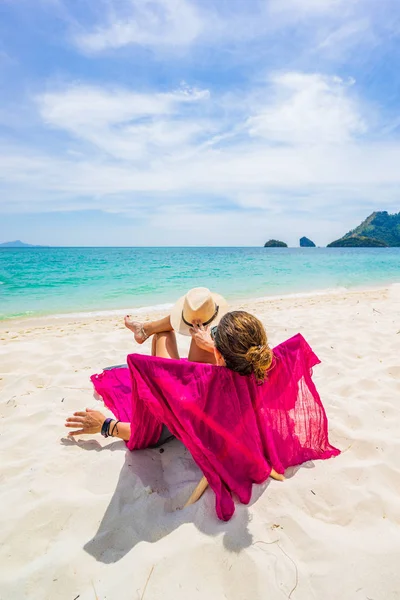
[214,311,273,382]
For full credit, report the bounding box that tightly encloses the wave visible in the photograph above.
[47,302,175,320]
[248,287,350,303]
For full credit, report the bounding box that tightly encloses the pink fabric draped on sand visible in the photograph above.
[91,333,340,521]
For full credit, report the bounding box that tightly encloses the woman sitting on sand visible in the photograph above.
[65,288,273,441]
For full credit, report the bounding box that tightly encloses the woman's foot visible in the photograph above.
[124,316,149,344]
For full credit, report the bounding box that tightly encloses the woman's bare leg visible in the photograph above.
[188,339,216,365]
[124,314,173,344]
[125,312,214,363]
[151,331,180,360]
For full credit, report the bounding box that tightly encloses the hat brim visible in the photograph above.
[170,292,229,337]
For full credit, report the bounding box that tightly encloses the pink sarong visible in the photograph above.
[91,333,339,520]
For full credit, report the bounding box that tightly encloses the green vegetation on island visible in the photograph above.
[300,237,316,247]
[327,235,388,248]
[328,211,400,247]
[264,240,288,248]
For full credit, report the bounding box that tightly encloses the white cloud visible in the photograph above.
[38,83,211,160]
[319,18,371,49]
[35,74,366,168]
[70,0,362,56]
[65,0,386,83]
[265,0,374,63]
[316,17,378,62]
[74,0,204,52]
[39,84,209,128]
[247,73,366,144]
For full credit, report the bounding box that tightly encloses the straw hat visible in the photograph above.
[170,287,229,336]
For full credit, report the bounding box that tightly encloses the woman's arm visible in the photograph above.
[65,408,131,441]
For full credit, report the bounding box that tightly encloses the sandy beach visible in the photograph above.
[1,286,400,600]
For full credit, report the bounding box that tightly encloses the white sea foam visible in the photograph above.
[244,287,350,303]
[240,282,400,305]
[46,302,174,320]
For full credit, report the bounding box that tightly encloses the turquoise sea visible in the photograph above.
[1,247,399,320]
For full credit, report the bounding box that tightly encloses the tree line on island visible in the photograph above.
[264,211,400,248]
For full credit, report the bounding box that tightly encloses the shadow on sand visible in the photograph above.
[62,436,314,564]
[61,437,277,563]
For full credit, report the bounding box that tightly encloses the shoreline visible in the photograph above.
[1,281,399,329]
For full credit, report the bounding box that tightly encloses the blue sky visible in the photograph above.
[1,0,400,246]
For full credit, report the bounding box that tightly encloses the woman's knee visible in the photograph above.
[153,330,179,360]
[154,331,174,341]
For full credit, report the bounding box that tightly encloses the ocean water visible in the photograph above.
[0,247,399,320]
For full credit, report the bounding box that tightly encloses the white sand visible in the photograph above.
[1,286,400,600]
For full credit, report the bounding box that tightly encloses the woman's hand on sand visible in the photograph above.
[65,408,106,437]
[190,320,214,353]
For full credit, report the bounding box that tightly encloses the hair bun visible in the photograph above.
[245,344,273,381]
[214,310,273,382]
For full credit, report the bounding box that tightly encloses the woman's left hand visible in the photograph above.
[190,320,214,352]
[65,408,106,437]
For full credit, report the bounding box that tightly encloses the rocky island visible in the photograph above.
[327,211,399,247]
[300,237,316,247]
[264,240,288,248]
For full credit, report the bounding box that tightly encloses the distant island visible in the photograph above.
[0,240,45,248]
[300,237,316,247]
[264,239,288,248]
[328,211,400,247]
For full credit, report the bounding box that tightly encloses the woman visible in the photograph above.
[65,288,273,441]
